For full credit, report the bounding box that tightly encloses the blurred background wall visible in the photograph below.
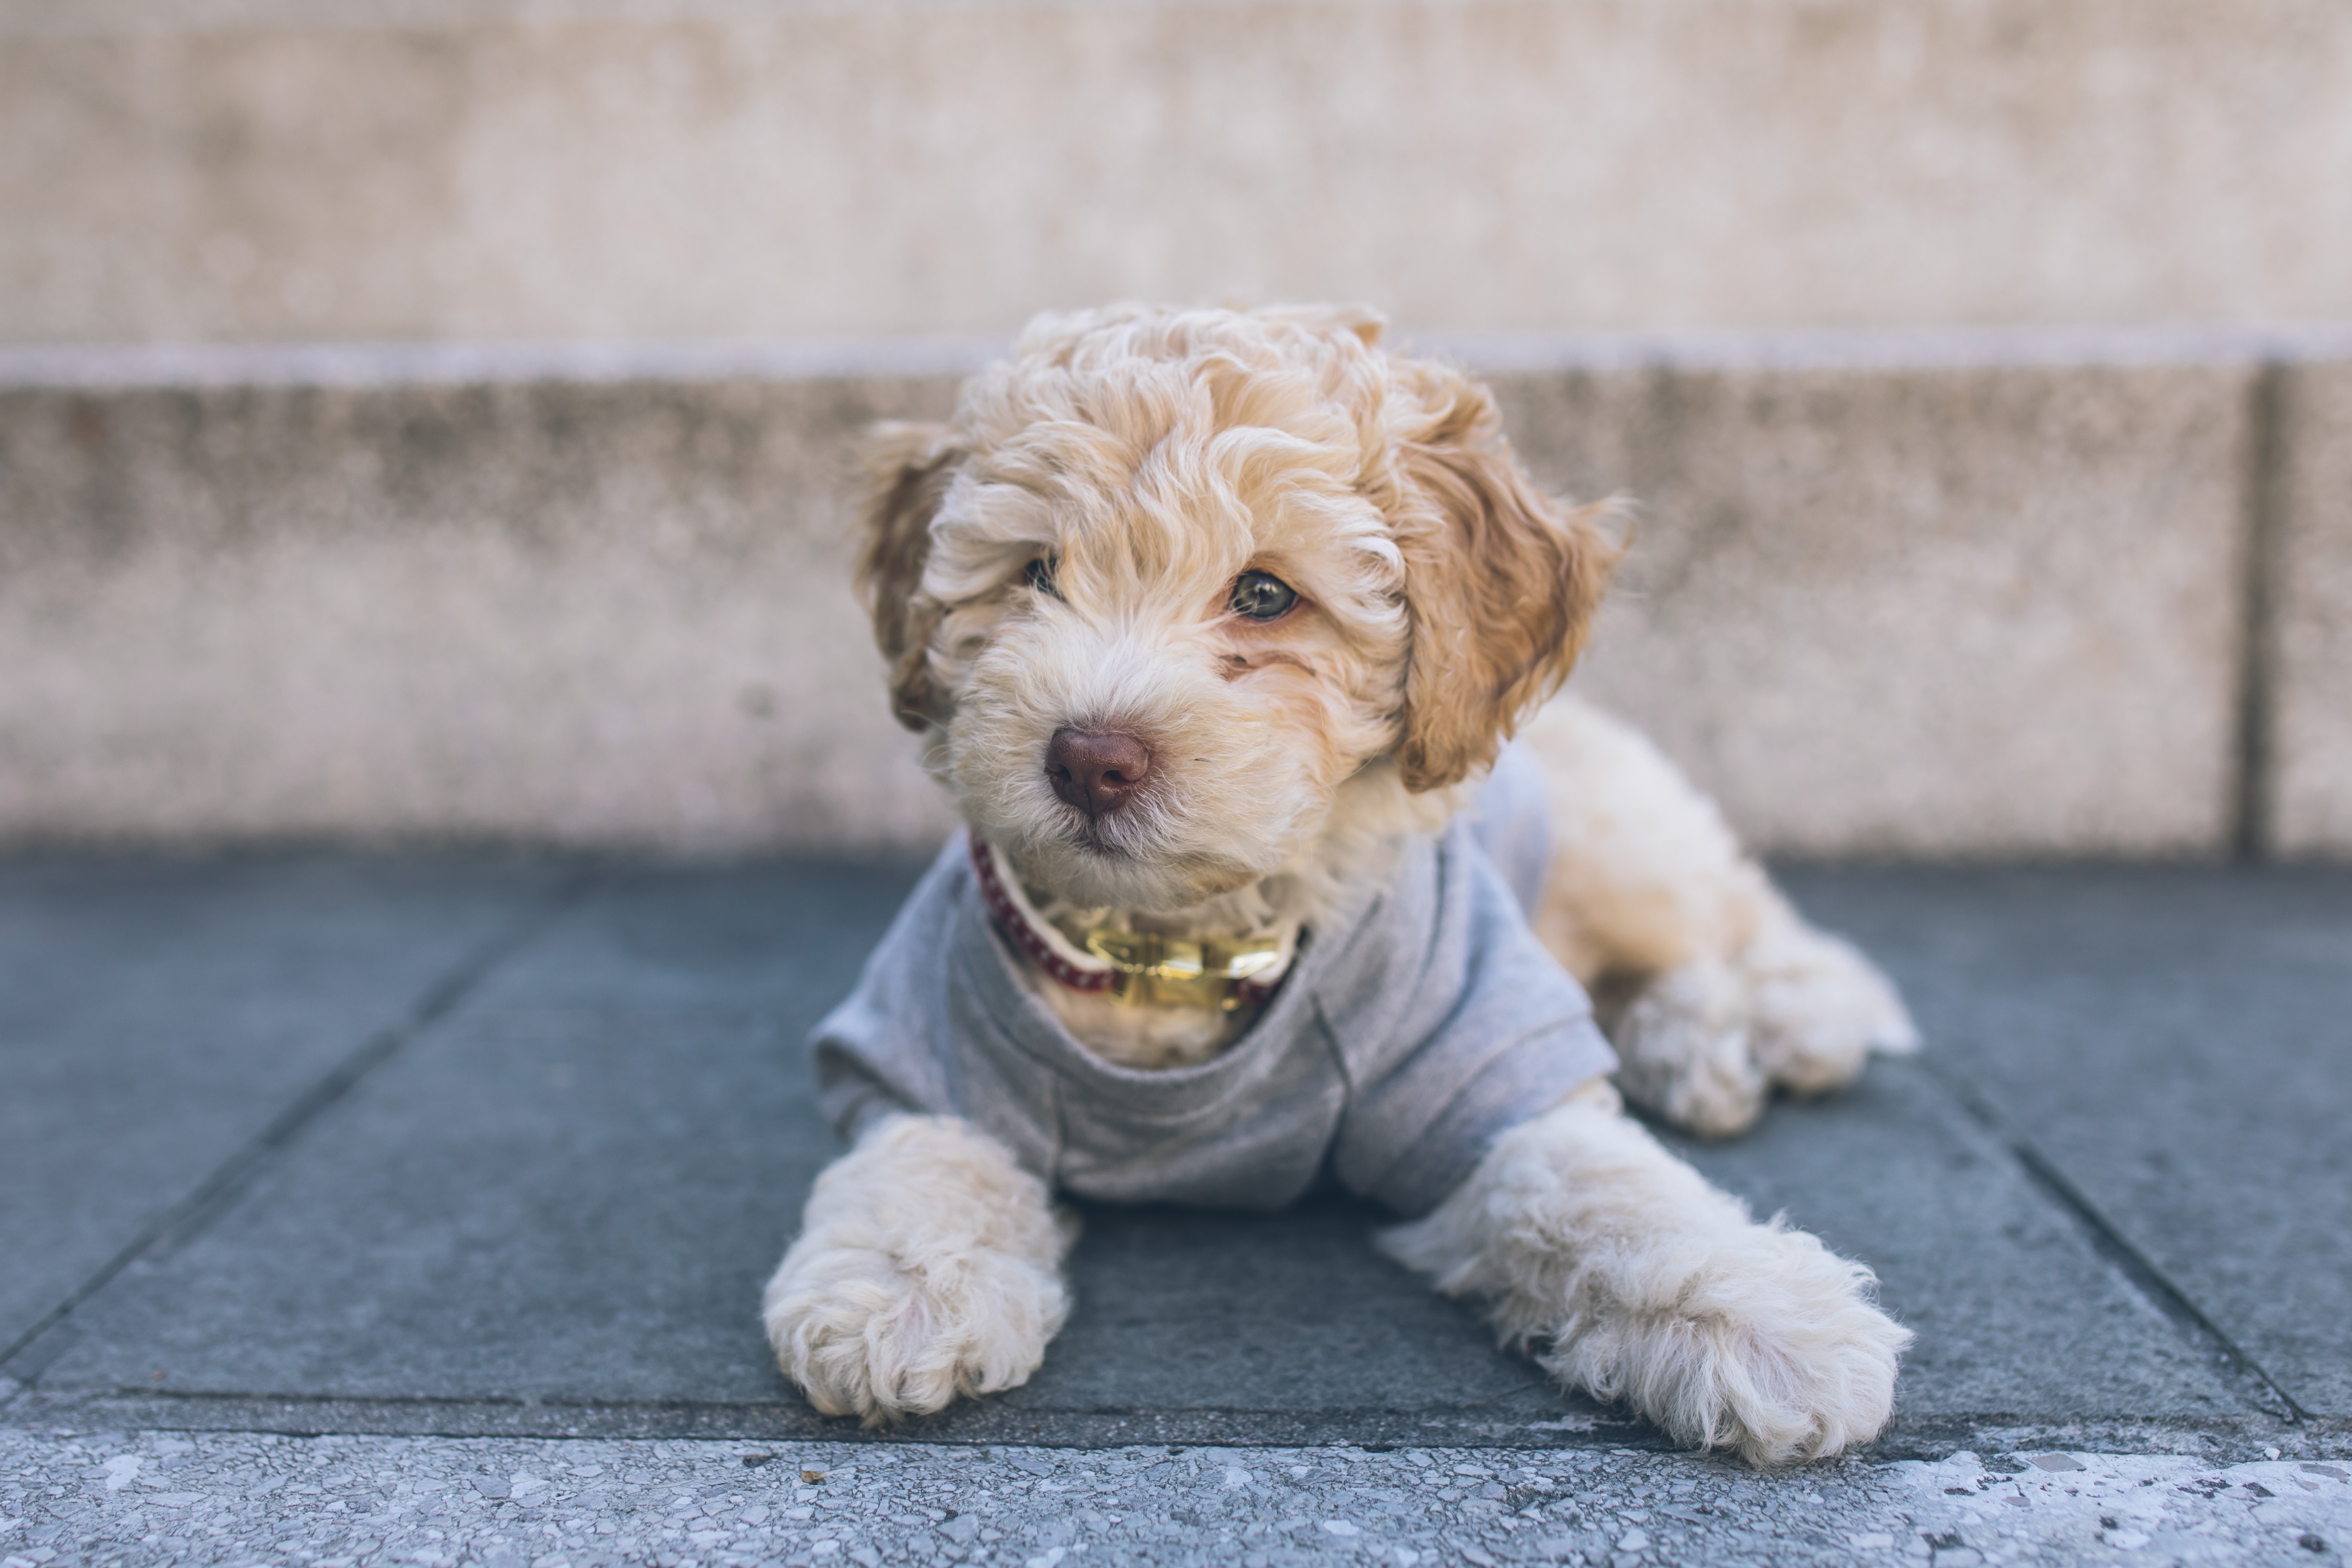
[3,0,2349,857]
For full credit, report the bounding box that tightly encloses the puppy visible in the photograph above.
[765,305,1915,1466]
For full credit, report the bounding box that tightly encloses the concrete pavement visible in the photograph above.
[1,853,2347,1564]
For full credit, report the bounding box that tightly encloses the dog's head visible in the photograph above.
[858,305,1616,914]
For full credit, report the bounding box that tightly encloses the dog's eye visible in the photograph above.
[1024,556,1061,600]
[1228,570,1298,621]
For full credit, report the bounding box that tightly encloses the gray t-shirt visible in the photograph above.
[812,748,1614,1217]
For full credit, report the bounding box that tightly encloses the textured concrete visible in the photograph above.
[12,862,926,1415]
[2271,362,2352,855]
[0,340,2294,857]
[1781,866,2352,1420]
[1501,360,2256,857]
[5,1433,2352,1568]
[0,853,567,1361]
[0,369,961,853]
[7,0,2352,344]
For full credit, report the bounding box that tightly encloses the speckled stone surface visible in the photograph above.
[3,1431,2350,1568]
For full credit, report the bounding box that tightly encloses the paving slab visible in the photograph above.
[0,852,568,1363]
[3,858,2298,1459]
[3,860,927,1418]
[8,858,1608,1448]
[1657,1063,2249,1438]
[1781,865,2352,1421]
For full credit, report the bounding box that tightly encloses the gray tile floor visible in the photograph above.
[2,854,2345,1468]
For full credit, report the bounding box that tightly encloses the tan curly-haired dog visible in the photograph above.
[764,305,1917,1466]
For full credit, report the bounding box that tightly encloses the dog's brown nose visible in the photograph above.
[1045,729,1153,817]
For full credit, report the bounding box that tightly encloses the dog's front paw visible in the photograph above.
[763,1116,1072,1425]
[1544,1218,1910,1467]
[1740,921,1921,1096]
[764,1226,1066,1423]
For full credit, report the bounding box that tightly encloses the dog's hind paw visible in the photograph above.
[763,1116,1072,1424]
[1607,921,1919,1136]
[1607,958,1769,1139]
[1741,919,1921,1094]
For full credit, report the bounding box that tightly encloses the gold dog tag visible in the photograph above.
[1083,930,1284,1010]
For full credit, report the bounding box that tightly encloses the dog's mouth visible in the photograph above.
[1061,820,1137,859]
[1053,797,1163,860]
[997,804,1266,912]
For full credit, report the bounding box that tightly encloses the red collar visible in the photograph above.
[969,831,1117,994]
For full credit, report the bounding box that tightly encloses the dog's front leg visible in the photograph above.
[1380,1084,1910,1466]
[764,1115,1074,1424]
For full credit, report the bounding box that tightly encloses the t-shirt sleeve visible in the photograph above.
[809,836,967,1143]
[1326,819,1617,1217]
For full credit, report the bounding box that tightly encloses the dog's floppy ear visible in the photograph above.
[1385,363,1619,792]
[854,421,963,731]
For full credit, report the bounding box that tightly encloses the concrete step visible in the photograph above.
[2,328,2348,858]
[4,0,2352,344]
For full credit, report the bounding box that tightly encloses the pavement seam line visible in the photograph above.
[1920,1054,2312,1424]
[0,866,598,1391]
[2232,357,2289,860]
